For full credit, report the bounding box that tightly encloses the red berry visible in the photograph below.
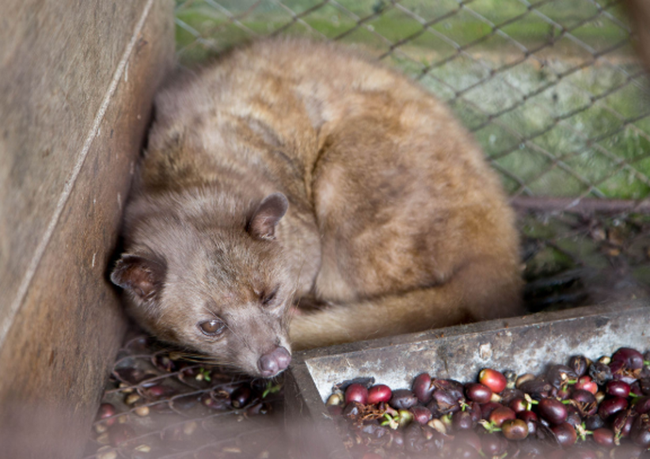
[367,384,392,404]
[537,398,568,425]
[574,375,597,394]
[452,410,476,431]
[465,383,493,403]
[480,402,501,420]
[551,422,577,447]
[635,396,650,414]
[612,347,645,370]
[97,403,116,427]
[344,383,368,405]
[630,414,650,448]
[592,427,615,448]
[598,396,628,420]
[479,369,507,394]
[509,397,527,413]
[489,406,516,428]
[481,433,507,456]
[517,410,538,436]
[606,380,631,398]
[501,419,528,440]
[412,373,434,403]
[410,405,433,425]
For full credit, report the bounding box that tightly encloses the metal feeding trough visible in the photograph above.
[284,301,650,459]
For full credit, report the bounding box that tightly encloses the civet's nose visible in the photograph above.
[258,346,291,378]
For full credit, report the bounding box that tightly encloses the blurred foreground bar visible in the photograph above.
[0,1,174,457]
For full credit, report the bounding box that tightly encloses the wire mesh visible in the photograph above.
[174,0,650,208]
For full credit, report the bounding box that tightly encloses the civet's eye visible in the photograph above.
[261,286,279,306]
[198,319,226,337]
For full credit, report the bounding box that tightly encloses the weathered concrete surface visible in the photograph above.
[0,1,175,457]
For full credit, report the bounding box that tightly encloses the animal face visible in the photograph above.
[111,191,293,377]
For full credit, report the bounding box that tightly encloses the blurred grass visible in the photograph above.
[174,0,650,201]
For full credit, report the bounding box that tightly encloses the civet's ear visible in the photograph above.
[247,193,289,240]
[110,254,167,300]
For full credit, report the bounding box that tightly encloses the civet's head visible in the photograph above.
[111,190,292,378]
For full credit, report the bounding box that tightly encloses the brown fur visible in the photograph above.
[111,38,523,376]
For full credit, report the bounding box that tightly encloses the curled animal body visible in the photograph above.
[110,38,523,378]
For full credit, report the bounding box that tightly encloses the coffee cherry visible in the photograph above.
[431,389,459,413]
[389,389,418,410]
[547,365,577,389]
[568,355,590,377]
[537,398,568,425]
[551,422,577,447]
[326,393,343,406]
[465,383,493,404]
[434,379,465,403]
[342,402,362,419]
[480,402,501,420]
[580,418,601,436]
[326,347,650,459]
[610,359,638,385]
[517,410,538,436]
[611,409,636,438]
[409,405,432,425]
[97,403,116,427]
[574,375,598,395]
[634,396,650,415]
[630,414,650,448]
[570,389,598,416]
[412,373,434,403]
[367,384,392,404]
[599,396,628,420]
[571,389,596,404]
[612,348,645,371]
[641,378,650,396]
[345,384,368,405]
[518,378,552,399]
[452,410,475,431]
[592,427,615,448]
[488,406,516,428]
[589,362,613,385]
[479,369,507,394]
[607,380,632,398]
[481,433,507,456]
[565,407,582,428]
[501,418,528,440]
[230,386,251,408]
[509,397,528,413]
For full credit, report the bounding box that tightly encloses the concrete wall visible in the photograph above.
[0,1,175,457]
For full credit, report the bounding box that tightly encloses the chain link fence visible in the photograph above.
[175,0,650,204]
